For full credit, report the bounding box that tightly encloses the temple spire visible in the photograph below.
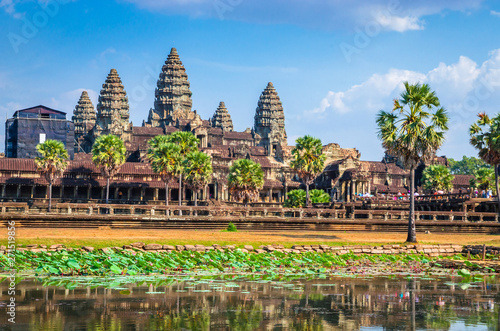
[253,82,287,156]
[72,91,96,153]
[145,47,194,128]
[92,68,132,142]
[211,101,234,132]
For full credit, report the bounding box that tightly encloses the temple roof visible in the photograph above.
[211,101,234,132]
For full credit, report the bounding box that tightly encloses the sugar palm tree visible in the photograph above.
[376,81,448,243]
[422,164,454,193]
[91,135,126,204]
[147,134,169,150]
[35,140,69,212]
[470,113,500,212]
[183,151,213,211]
[290,135,326,207]
[228,159,264,207]
[165,131,200,206]
[147,139,182,206]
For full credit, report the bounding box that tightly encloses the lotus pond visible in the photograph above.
[0,250,499,330]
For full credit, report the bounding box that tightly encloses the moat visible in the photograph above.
[1,274,498,330]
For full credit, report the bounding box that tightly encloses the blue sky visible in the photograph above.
[1,0,500,161]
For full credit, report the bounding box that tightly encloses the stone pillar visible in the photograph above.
[30,185,35,199]
[114,187,119,201]
[60,185,64,199]
[140,188,145,201]
[74,186,78,199]
[101,187,105,200]
[127,187,132,201]
[154,188,159,201]
[346,181,350,202]
[278,191,282,203]
[268,188,272,202]
[87,185,91,200]
[16,185,21,198]
[1,185,6,198]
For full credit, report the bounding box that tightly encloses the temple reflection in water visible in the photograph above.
[0,275,499,330]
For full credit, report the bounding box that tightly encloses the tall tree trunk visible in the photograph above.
[165,182,169,206]
[178,174,182,206]
[406,167,417,243]
[306,181,310,207]
[48,182,52,212]
[495,163,500,221]
[106,177,110,204]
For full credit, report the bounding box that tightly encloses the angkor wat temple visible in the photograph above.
[0,48,468,204]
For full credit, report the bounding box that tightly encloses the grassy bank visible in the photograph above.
[1,228,499,249]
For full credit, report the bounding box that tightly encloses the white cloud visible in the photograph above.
[373,13,424,32]
[122,0,483,32]
[306,49,500,160]
[491,10,500,17]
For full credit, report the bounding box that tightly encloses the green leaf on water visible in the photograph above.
[110,265,122,274]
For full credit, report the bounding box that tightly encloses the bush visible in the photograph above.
[226,222,238,232]
[283,189,330,208]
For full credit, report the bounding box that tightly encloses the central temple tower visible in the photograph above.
[253,82,287,158]
[145,48,194,127]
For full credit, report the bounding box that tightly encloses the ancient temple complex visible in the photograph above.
[1,47,466,204]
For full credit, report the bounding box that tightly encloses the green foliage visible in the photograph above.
[35,140,69,185]
[91,135,126,178]
[448,156,490,175]
[472,167,495,192]
[290,135,326,206]
[422,164,454,193]
[310,189,330,204]
[228,159,264,206]
[284,189,330,208]
[469,113,500,166]
[283,189,306,208]
[183,151,213,206]
[165,131,199,156]
[226,222,238,232]
[377,82,448,168]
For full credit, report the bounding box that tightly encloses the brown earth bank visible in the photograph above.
[1,228,499,249]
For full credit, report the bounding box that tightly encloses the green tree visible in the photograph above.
[165,131,200,206]
[147,138,182,206]
[290,135,326,207]
[472,167,495,192]
[448,155,490,175]
[284,189,330,208]
[183,151,213,209]
[283,189,306,208]
[228,159,264,207]
[34,140,69,212]
[422,164,454,193]
[470,113,500,211]
[91,135,126,204]
[377,82,448,243]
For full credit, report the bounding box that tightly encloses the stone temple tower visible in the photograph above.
[72,91,96,153]
[145,48,194,128]
[92,69,132,142]
[254,82,287,157]
[210,102,234,132]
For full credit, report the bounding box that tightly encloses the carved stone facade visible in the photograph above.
[253,82,288,160]
[91,69,132,142]
[145,48,194,128]
[210,102,234,132]
[72,91,96,153]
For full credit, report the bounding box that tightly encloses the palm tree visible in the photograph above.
[470,113,500,212]
[290,135,326,207]
[147,134,169,150]
[376,81,448,243]
[183,151,213,211]
[91,135,126,204]
[147,139,182,206]
[165,131,200,206]
[34,140,69,212]
[228,159,264,207]
[472,167,495,193]
[422,164,454,193]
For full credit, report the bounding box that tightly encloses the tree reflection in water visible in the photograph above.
[1,275,499,330]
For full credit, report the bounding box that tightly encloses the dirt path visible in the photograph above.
[2,228,499,248]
